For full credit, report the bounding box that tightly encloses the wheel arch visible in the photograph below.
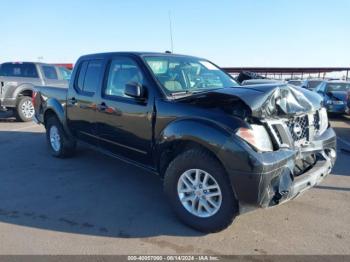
[44,108,59,127]
[43,99,65,124]
[156,118,232,178]
[14,84,35,101]
[42,99,72,138]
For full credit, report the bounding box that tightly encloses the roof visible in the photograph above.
[78,51,204,60]
[0,61,68,67]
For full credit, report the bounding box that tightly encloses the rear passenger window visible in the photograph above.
[42,66,58,80]
[83,61,104,93]
[75,60,103,94]
[76,61,89,91]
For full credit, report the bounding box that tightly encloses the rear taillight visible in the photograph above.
[32,90,37,107]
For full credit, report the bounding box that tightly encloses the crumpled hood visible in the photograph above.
[178,84,323,119]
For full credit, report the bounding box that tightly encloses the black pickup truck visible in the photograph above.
[33,52,337,232]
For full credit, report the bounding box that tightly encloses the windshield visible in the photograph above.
[326,83,350,92]
[144,56,239,95]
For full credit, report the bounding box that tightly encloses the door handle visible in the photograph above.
[68,97,77,105]
[97,102,108,111]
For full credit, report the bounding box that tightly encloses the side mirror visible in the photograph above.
[125,82,145,99]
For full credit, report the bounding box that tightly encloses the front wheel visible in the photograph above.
[164,148,238,233]
[46,116,76,158]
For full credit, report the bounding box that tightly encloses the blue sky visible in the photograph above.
[1,0,349,67]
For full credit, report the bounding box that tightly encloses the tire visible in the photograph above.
[45,116,76,158]
[15,96,35,122]
[164,148,238,233]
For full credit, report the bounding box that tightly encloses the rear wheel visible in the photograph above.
[164,148,238,233]
[46,116,76,158]
[15,96,35,122]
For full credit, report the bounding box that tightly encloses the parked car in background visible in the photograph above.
[287,80,303,87]
[241,79,284,85]
[58,66,73,81]
[315,81,350,115]
[33,52,336,232]
[302,79,323,90]
[0,62,70,121]
[235,71,266,85]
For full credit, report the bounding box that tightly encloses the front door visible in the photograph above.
[95,56,154,166]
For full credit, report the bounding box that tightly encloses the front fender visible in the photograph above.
[156,118,233,171]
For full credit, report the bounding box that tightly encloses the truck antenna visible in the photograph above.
[168,11,174,53]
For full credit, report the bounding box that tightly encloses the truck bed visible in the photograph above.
[33,86,68,123]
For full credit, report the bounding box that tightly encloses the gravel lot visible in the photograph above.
[0,111,349,255]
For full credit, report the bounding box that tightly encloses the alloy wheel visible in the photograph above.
[21,100,35,119]
[177,169,222,218]
[49,126,61,152]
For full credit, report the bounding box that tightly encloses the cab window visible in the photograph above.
[83,61,104,93]
[75,60,104,95]
[42,66,58,80]
[104,57,144,98]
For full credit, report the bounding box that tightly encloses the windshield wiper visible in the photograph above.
[170,88,223,99]
[170,90,196,98]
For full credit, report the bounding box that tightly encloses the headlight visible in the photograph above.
[236,124,273,152]
[318,107,328,136]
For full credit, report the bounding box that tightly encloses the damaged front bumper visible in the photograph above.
[222,126,337,214]
[287,152,332,201]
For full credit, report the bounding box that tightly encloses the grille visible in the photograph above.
[313,111,320,133]
[268,110,322,147]
[286,115,309,141]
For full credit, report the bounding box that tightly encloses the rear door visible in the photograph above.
[66,59,106,145]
